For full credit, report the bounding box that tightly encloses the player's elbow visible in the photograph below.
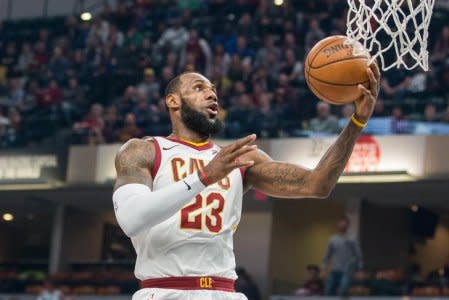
[116,217,137,237]
[308,183,332,199]
[115,211,143,238]
[311,189,331,199]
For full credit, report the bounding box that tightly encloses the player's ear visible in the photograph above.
[166,93,180,110]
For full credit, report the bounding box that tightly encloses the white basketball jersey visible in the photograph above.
[132,136,244,281]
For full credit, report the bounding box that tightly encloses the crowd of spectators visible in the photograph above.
[1,0,449,148]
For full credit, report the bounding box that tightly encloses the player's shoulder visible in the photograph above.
[119,137,155,152]
[115,137,156,164]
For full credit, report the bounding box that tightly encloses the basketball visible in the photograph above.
[305,35,371,105]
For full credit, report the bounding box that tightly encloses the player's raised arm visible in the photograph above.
[243,64,380,199]
[113,135,257,237]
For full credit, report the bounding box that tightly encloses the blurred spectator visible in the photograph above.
[125,26,144,48]
[138,68,160,101]
[160,67,174,95]
[283,32,302,61]
[88,17,110,44]
[163,51,179,73]
[442,106,449,123]
[103,104,120,143]
[249,93,279,137]
[73,103,105,144]
[252,66,274,93]
[323,216,363,296]
[405,69,427,95]
[280,49,303,84]
[233,36,255,61]
[133,89,152,128]
[110,2,134,31]
[4,107,23,147]
[373,100,388,117]
[108,24,125,47]
[438,65,449,98]
[225,93,253,137]
[422,103,439,122]
[69,49,88,83]
[339,104,355,129]
[405,263,425,294]
[295,265,324,296]
[235,267,261,300]
[118,85,138,116]
[310,102,339,134]
[3,77,25,108]
[255,35,281,70]
[432,26,449,63]
[237,13,256,38]
[48,47,71,84]
[156,18,188,53]
[1,42,18,75]
[118,112,143,143]
[37,280,62,300]
[228,54,244,82]
[272,87,299,135]
[61,77,86,123]
[0,107,11,147]
[63,77,86,109]
[427,255,449,287]
[180,30,212,74]
[212,43,231,76]
[391,105,410,134]
[38,79,62,108]
[64,15,85,49]
[22,79,40,112]
[17,42,34,73]
[305,19,325,53]
[381,69,412,99]
[241,60,253,88]
[33,41,49,68]
[38,29,51,50]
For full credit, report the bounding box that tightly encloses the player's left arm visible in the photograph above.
[244,63,380,199]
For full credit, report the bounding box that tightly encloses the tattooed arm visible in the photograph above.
[114,138,155,191]
[244,63,380,199]
[244,122,362,198]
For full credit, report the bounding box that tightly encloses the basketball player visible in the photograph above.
[112,63,380,300]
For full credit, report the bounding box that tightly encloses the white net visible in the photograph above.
[346,0,435,71]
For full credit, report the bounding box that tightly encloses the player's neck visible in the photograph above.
[169,127,210,145]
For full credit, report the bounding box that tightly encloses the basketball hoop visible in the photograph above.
[346,0,435,71]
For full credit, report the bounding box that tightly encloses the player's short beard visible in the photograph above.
[180,98,224,138]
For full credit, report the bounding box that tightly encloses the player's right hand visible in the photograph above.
[355,62,381,123]
[203,134,257,184]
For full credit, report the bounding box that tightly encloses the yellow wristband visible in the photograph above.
[351,113,367,128]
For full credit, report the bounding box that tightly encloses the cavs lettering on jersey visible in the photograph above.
[131,136,244,281]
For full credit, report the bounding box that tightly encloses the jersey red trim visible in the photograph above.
[239,167,246,181]
[164,136,214,151]
[140,276,235,292]
[151,137,162,178]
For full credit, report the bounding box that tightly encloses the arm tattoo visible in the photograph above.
[247,122,361,198]
[313,121,362,194]
[246,160,310,197]
[114,139,154,191]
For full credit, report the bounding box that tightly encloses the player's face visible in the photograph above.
[179,73,224,137]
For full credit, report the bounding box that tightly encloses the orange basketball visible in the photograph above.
[305,35,371,105]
